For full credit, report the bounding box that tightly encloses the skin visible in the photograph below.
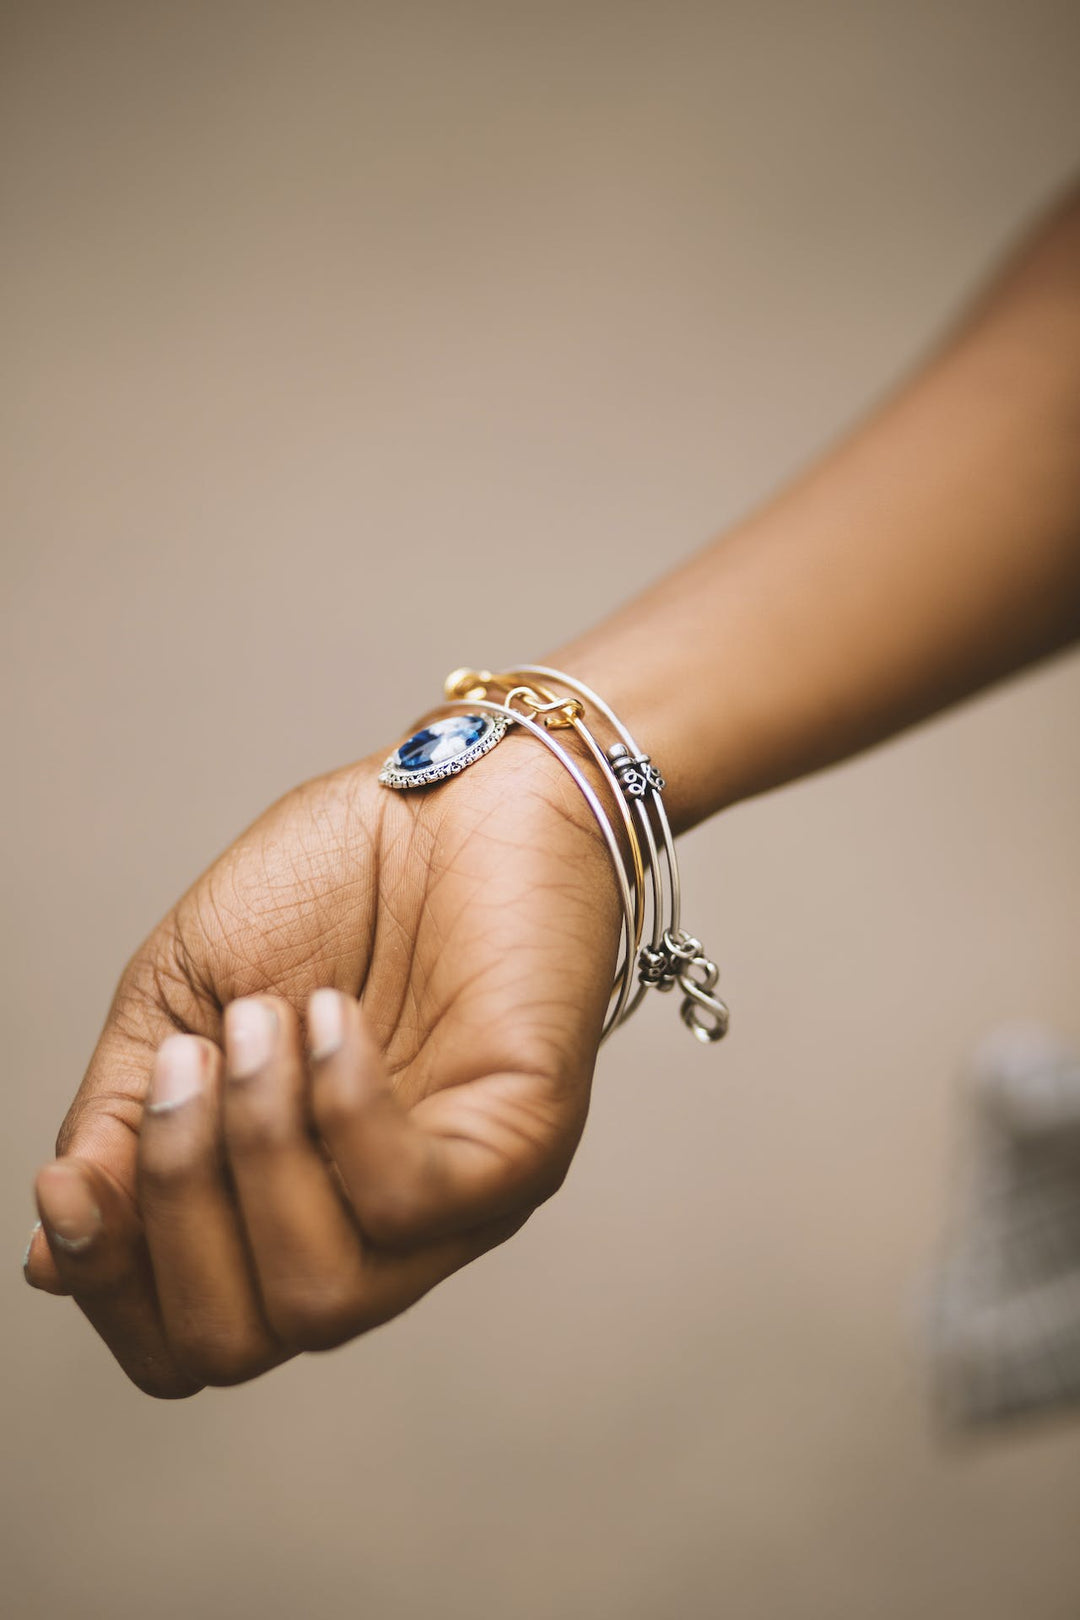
[25,182,1080,1396]
[554,183,1080,831]
[26,736,620,1396]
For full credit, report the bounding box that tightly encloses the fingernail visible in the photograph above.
[148,1035,207,1113]
[39,1164,102,1254]
[21,1220,42,1272]
[225,997,278,1079]
[308,988,345,1061]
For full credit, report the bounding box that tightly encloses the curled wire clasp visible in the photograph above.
[642,929,730,1044]
[677,955,729,1044]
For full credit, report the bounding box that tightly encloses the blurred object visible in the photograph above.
[928,1024,1080,1427]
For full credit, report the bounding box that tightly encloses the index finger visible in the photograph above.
[33,1157,201,1400]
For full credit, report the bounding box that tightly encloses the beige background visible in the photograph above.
[4,3,1080,1617]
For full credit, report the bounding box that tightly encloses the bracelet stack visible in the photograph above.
[379,665,729,1047]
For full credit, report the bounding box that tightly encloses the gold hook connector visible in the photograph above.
[502,685,584,728]
[443,668,494,701]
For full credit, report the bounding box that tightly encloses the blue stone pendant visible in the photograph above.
[379,712,509,789]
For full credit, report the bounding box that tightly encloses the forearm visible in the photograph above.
[550,184,1080,834]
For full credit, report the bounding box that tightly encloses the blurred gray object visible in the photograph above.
[928,1025,1080,1427]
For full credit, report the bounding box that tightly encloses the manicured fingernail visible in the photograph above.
[148,1035,208,1113]
[21,1220,42,1272]
[308,988,345,1061]
[38,1163,102,1254]
[225,998,278,1079]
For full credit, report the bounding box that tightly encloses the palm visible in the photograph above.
[30,733,619,1392]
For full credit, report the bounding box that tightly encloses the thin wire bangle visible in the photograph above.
[409,696,640,1041]
[485,665,729,1043]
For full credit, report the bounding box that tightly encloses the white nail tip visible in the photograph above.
[225,999,278,1078]
[151,1035,207,1111]
[146,1094,193,1116]
[308,989,345,1061]
[51,1231,95,1254]
[21,1221,41,1271]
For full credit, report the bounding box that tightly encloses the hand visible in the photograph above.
[25,732,620,1396]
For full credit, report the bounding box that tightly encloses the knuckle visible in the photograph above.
[137,1135,208,1197]
[223,1091,295,1157]
[310,1073,359,1137]
[265,1279,369,1352]
[356,1182,421,1244]
[171,1326,274,1388]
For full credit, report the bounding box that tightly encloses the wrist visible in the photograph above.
[540,622,743,836]
[378,664,731,1044]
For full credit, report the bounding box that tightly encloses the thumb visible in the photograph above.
[25,932,222,1293]
[30,1156,200,1399]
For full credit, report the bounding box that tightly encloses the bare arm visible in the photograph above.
[29,184,1080,1397]
[553,184,1080,833]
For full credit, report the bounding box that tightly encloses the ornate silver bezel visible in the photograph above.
[378,713,510,790]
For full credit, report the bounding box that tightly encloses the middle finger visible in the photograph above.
[222,995,373,1352]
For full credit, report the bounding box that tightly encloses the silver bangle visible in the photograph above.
[379,666,729,1046]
